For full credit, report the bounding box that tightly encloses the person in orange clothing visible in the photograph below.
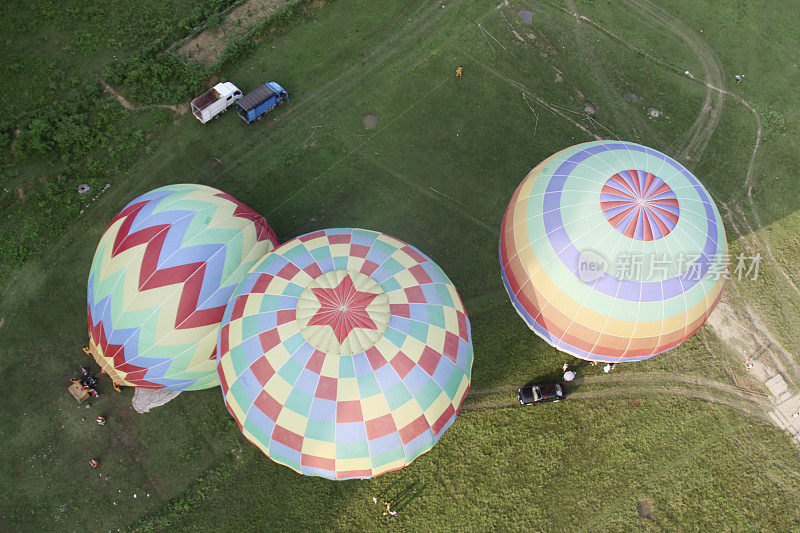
[456,65,463,77]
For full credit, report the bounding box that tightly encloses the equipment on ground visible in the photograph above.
[236,82,288,124]
[191,82,243,124]
[68,381,91,403]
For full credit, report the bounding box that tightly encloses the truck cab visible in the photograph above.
[191,82,243,124]
[236,82,289,124]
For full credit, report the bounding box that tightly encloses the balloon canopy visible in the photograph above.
[87,184,279,390]
[217,228,472,480]
[500,141,727,362]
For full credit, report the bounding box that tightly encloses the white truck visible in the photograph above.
[191,82,243,124]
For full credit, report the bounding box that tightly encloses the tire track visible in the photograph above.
[555,0,799,393]
[462,372,770,419]
[558,0,725,163]
[575,0,797,306]
[624,0,725,163]
[200,0,457,186]
[123,1,451,190]
[718,207,800,385]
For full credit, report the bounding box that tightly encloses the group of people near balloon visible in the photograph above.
[84,140,726,480]
[71,366,100,398]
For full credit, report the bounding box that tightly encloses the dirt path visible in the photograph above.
[587,2,797,303]
[463,372,770,420]
[624,0,725,163]
[559,0,725,163]
[98,76,136,110]
[569,0,799,308]
[558,0,799,444]
[98,76,189,114]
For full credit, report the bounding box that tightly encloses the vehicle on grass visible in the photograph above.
[191,82,243,124]
[236,82,289,124]
[518,383,566,405]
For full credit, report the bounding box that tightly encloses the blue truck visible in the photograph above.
[236,82,289,124]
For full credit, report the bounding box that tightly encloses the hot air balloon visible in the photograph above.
[87,184,279,390]
[217,228,472,479]
[500,141,726,362]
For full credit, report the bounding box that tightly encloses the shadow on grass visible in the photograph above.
[376,478,425,514]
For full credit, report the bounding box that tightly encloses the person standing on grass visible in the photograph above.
[563,370,576,382]
[456,65,463,78]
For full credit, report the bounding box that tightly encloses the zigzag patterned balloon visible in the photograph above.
[87,184,279,390]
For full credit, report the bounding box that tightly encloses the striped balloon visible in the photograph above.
[217,228,472,479]
[500,141,727,362]
[87,184,279,390]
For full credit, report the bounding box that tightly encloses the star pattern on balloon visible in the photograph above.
[307,274,379,343]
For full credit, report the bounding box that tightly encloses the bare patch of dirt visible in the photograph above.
[362,113,379,130]
[179,0,293,66]
[109,426,132,448]
[637,499,654,519]
[145,474,165,489]
[705,298,760,363]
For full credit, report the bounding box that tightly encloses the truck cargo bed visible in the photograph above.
[192,89,221,111]
[237,85,276,112]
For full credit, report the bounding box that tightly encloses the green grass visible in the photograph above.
[134,397,800,531]
[2,0,800,530]
[0,0,237,118]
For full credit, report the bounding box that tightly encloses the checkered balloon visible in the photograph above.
[217,228,473,479]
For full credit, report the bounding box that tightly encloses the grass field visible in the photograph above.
[2,0,800,530]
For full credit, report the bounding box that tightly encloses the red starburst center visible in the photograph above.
[307,274,380,344]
